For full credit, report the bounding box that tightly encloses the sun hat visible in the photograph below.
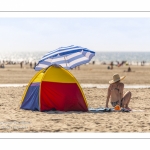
[109,73,126,84]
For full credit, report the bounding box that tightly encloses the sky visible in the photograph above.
[0,18,150,52]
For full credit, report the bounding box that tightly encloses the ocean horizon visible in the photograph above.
[0,51,150,65]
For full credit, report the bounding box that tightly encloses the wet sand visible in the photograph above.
[0,64,150,132]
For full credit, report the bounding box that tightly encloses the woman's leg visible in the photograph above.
[122,91,132,109]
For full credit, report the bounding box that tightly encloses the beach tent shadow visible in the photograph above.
[43,111,85,115]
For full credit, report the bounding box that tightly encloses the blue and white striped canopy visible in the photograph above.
[35,45,95,71]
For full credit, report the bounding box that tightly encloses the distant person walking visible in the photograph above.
[110,61,113,69]
[34,62,37,69]
[127,67,131,72]
[20,61,23,68]
[30,62,32,68]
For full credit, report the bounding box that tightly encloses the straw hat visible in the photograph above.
[109,73,126,84]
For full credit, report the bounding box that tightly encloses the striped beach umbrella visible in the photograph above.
[34,45,95,70]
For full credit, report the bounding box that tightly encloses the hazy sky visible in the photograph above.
[0,18,150,52]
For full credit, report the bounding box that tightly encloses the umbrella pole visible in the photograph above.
[64,56,68,68]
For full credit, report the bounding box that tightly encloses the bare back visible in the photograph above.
[108,82,124,102]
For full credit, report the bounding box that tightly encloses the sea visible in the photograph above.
[0,51,150,65]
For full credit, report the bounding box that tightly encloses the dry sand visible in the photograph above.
[1,63,150,84]
[0,64,150,132]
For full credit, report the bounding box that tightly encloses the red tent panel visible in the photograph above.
[40,81,88,111]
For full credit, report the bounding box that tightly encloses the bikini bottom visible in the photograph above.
[111,98,123,107]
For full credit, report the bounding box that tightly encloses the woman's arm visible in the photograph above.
[118,83,124,106]
[106,85,111,107]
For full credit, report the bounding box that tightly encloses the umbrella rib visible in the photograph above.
[64,56,68,68]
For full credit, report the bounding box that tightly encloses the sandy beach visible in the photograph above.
[0,64,150,132]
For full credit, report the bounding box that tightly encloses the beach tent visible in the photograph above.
[20,66,88,112]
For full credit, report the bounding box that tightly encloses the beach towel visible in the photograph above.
[88,107,130,113]
[88,107,112,112]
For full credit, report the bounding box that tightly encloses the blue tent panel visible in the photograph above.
[21,83,40,111]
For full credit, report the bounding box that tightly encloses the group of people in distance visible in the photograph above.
[20,61,37,69]
[107,61,132,72]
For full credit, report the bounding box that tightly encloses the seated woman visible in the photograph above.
[105,73,132,111]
